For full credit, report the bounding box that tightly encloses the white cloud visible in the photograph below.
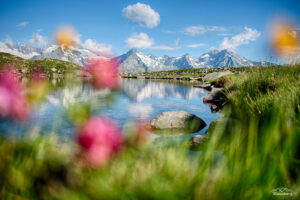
[219,27,261,50]
[126,33,154,49]
[122,3,160,28]
[187,43,207,48]
[28,32,48,47]
[152,45,181,50]
[185,25,225,35]
[81,39,113,56]
[217,33,232,36]
[4,37,14,47]
[16,21,29,27]
[126,32,180,50]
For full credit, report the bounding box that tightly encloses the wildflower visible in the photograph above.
[0,67,30,120]
[77,117,123,166]
[271,22,299,55]
[85,57,119,89]
[55,26,78,48]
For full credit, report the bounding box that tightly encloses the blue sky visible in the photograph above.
[0,0,299,61]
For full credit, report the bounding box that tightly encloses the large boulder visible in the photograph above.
[150,111,206,134]
[203,71,233,81]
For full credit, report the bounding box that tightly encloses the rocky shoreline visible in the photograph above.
[146,71,231,149]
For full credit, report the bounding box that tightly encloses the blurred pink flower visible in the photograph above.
[85,58,119,89]
[77,117,123,166]
[0,67,30,120]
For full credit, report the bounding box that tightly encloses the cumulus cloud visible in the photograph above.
[122,3,160,28]
[126,32,180,50]
[16,21,29,27]
[4,38,14,47]
[219,27,261,50]
[152,45,181,50]
[81,39,113,56]
[28,32,48,47]
[187,43,207,48]
[126,33,154,49]
[185,25,225,35]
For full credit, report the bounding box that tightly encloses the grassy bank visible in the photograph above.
[0,52,81,79]
[0,65,299,199]
[121,66,278,80]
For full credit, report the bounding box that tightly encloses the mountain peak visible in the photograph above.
[219,49,235,54]
[183,53,191,58]
[210,49,220,54]
[128,48,138,54]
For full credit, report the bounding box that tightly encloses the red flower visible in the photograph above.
[77,117,123,166]
[0,67,30,120]
[85,58,119,89]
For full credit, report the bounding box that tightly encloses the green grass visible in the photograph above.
[121,66,277,80]
[0,64,299,199]
[0,52,81,79]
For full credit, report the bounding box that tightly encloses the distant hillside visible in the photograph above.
[0,52,80,78]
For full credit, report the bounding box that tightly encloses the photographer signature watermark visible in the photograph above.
[272,187,294,196]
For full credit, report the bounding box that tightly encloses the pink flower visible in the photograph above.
[0,67,30,120]
[77,117,123,166]
[85,58,119,89]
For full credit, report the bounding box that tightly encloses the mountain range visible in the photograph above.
[0,41,273,72]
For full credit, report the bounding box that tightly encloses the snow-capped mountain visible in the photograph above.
[0,41,42,59]
[31,45,94,65]
[0,41,272,72]
[0,41,99,65]
[117,49,273,72]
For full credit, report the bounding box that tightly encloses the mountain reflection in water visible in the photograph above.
[0,79,221,137]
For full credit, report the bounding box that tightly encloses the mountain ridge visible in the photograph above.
[0,41,273,72]
[117,48,273,72]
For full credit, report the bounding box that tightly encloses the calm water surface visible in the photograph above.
[0,79,221,139]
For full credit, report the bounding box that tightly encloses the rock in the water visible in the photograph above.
[204,103,220,113]
[203,71,233,81]
[203,88,226,103]
[203,88,227,112]
[150,111,206,134]
[193,83,212,91]
[190,134,207,149]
